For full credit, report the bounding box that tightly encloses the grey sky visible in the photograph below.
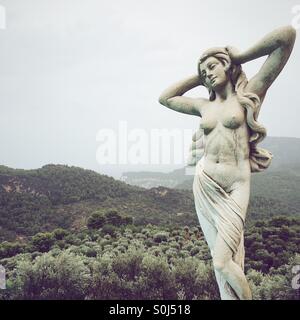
[0,0,299,177]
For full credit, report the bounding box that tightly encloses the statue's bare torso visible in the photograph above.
[199,95,251,212]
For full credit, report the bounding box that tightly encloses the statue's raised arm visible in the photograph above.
[227,25,296,102]
[159,75,208,116]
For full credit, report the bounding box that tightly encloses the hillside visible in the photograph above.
[0,164,196,240]
[0,164,299,300]
[1,158,299,242]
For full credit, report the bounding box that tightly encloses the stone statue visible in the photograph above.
[159,26,296,300]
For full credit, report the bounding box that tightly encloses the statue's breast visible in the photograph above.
[200,115,217,134]
[201,101,246,134]
[221,106,245,129]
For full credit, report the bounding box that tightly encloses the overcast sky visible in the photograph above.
[0,0,299,177]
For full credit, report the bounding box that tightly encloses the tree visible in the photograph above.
[53,228,68,240]
[87,212,105,230]
[0,241,25,259]
[12,251,90,299]
[31,232,55,252]
[153,232,168,243]
[104,210,122,226]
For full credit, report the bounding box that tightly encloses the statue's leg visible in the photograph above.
[196,209,234,300]
[228,180,250,219]
[193,168,251,299]
[213,234,252,300]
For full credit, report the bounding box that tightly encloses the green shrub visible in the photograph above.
[53,228,69,240]
[140,255,177,299]
[153,232,168,243]
[9,251,90,299]
[101,224,117,237]
[0,242,26,259]
[31,232,55,252]
[190,246,201,256]
[87,212,105,230]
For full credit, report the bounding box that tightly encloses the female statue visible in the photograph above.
[159,26,296,300]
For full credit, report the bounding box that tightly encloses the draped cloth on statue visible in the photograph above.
[192,158,246,299]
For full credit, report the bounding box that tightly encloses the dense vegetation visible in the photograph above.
[0,215,299,300]
[0,165,197,240]
[0,164,299,300]
[1,164,300,242]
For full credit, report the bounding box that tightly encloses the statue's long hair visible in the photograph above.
[191,47,272,172]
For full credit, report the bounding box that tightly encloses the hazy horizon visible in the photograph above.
[1,135,300,179]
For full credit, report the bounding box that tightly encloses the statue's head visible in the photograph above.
[198,47,242,100]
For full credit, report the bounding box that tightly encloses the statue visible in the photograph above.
[159,26,296,300]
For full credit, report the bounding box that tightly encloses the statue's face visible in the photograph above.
[200,56,228,91]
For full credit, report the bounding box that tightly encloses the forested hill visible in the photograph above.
[0,164,195,240]
[0,164,136,204]
[0,162,299,242]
